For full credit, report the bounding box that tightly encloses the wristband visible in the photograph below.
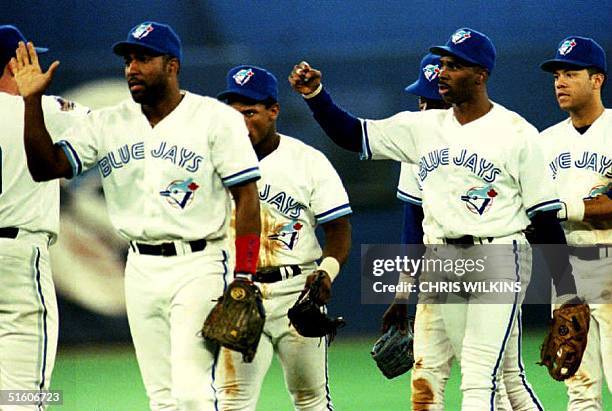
[318,256,340,282]
[235,233,260,275]
[555,293,579,307]
[557,197,585,222]
[395,272,416,302]
[235,272,253,282]
[303,83,323,99]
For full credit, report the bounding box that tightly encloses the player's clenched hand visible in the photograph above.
[303,270,332,305]
[10,41,59,98]
[288,61,322,95]
[381,303,408,334]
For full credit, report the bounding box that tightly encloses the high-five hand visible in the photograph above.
[10,41,60,98]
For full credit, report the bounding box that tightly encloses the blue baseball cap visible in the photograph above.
[540,36,607,74]
[0,25,48,67]
[405,53,443,100]
[430,27,496,73]
[217,65,278,102]
[112,21,182,63]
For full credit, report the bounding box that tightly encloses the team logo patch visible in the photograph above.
[132,23,154,40]
[54,96,76,111]
[160,178,200,209]
[460,185,498,215]
[268,220,302,250]
[558,39,577,56]
[452,29,471,44]
[233,68,255,86]
[423,64,441,81]
[587,182,612,199]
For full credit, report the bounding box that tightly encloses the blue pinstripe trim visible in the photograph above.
[221,167,260,187]
[56,140,82,177]
[359,120,372,160]
[324,335,334,410]
[489,240,520,411]
[221,250,229,292]
[33,248,49,406]
[517,312,544,410]
[526,199,562,218]
[211,250,229,411]
[316,204,352,224]
[396,189,422,205]
[211,345,220,411]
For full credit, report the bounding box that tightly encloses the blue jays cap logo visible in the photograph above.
[131,23,154,40]
[452,29,472,45]
[558,39,577,56]
[233,68,255,86]
[268,220,302,250]
[423,64,441,81]
[160,178,200,209]
[460,185,498,215]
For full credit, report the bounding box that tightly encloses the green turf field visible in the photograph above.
[50,330,609,410]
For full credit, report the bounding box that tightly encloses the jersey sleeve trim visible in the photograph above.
[315,203,352,224]
[359,119,373,160]
[222,166,261,187]
[396,189,423,205]
[526,199,562,218]
[56,140,82,178]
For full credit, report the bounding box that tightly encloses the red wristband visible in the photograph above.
[235,233,260,275]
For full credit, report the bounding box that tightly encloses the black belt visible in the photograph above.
[0,227,19,239]
[444,235,494,245]
[130,239,207,257]
[254,265,302,283]
[569,245,611,261]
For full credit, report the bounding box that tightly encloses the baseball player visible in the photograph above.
[289,27,581,409]
[539,36,611,410]
[215,65,352,410]
[381,52,543,411]
[0,25,88,410]
[11,22,262,411]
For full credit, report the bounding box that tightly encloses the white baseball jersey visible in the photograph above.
[0,92,88,242]
[56,91,260,242]
[255,135,351,268]
[540,109,612,245]
[361,103,560,239]
[397,162,422,205]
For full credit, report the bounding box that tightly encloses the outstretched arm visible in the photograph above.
[288,61,362,152]
[11,41,71,181]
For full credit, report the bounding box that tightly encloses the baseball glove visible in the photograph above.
[539,302,590,381]
[371,322,415,379]
[201,278,265,363]
[287,272,345,342]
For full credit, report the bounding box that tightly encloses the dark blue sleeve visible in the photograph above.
[401,202,424,245]
[529,210,577,296]
[304,88,363,152]
[400,202,425,314]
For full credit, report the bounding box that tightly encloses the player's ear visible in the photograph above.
[3,62,12,77]
[590,72,605,91]
[268,102,280,120]
[165,56,180,75]
[475,67,488,85]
